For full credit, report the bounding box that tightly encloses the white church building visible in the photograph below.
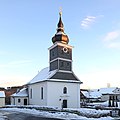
[11,12,82,108]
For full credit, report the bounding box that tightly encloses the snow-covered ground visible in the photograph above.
[0,112,8,120]
[89,101,120,108]
[0,106,114,120]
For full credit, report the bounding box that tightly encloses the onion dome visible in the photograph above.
[52,12,69,44]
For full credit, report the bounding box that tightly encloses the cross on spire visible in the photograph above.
[59,7,62,16]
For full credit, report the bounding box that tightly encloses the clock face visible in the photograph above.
[63,47,68,53]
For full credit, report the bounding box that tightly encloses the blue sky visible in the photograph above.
[0,0,120,89]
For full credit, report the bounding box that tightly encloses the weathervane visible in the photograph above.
[59,7,62,16]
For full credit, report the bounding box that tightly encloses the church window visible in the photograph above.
[30,88,32,99]
[18,99,21,103]
[41,87,43,99]
[63,87,67,94]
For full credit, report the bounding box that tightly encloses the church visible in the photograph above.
[11,12,82,108]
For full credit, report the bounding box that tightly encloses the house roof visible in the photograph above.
[28,67,81,84]
[81,90,102,99]
[98,87,117,94]
[0,91,5,97]
[11,88,28,97]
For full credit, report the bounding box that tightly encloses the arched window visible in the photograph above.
[18,99,21,103]
[30,88,32,99]
[41,87,43,99]
[63,87,67,94]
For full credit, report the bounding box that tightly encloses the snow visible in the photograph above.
[0,106,114,120]
[0,113,7,120]
[65,108,111,118]
[0,91,5,98]
[93,101,120,109]
[97,87,117,94]
[55,31,66,35]
[90,101,109,107]
[28,67,81,84]
[28,67,57,84]
[82,90,102,98]
[11,88,28,97]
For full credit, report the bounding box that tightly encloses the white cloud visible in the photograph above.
[103,30,120,41]
[81,16,96,29]
[81,15,104,29]
[103,30,120,48]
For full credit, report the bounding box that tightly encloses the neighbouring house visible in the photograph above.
[5,86,24,105]
[80,89,102,104]
[81,87,120,107]
[11,12,82,108]
[90,87,120,107]
[97,87,120,102]
[0,91,5,107]
[11,88,28,105]
[0,87,5,91]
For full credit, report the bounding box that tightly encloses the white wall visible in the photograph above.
[101,94,120,102]
[47,81,80,108]
[28,81,80,108]
[0,98,5,107]
[101,95,109,101]
[117,95,120,101]
[11,97,14,105]
[11,97,28,105]
[28,82,47,106]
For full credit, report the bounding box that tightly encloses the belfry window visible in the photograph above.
[63,87,67,94]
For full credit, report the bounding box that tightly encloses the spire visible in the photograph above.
[57,11,64,32]
[52,11,69,44]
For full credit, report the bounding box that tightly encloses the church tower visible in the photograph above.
[27,11,82,108]
[49,12,79,81]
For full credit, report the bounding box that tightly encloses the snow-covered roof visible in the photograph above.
[82,91,102,99]
[28,67,81,84]
[0,91,5,97]
[55,31,66,35]
[28,67,57,84]
[98,87,117,94]
[11,88,28,97]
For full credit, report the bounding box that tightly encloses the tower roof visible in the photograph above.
[57,12,64,32]
[52,12,69,44]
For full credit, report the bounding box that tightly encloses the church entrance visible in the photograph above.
[24,99,27,105]
[63,100,67,108]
